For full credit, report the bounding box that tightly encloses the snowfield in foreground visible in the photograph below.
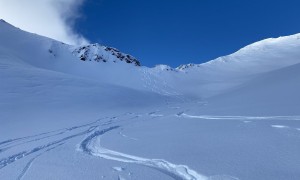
[0,19,300,180]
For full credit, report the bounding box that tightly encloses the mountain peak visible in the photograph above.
[72,43,141,66]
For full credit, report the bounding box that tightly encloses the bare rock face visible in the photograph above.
[72,44,141,66]
[176,64,197,71]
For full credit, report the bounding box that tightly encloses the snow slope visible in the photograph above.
[1,19,300,180]
[173,33,300,97]
[2,19,300,99]
[0,19,172,148]
[192,62,300,115]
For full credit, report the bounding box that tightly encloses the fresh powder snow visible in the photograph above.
[1,19,300,180]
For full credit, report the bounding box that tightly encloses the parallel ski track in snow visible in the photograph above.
[0,113,134,179]
[1,111,204,180]
[16,143,64,180]
[0,110,240,180]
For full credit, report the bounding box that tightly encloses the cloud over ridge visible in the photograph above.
[0,0,88,45]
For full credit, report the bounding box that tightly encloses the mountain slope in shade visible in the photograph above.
[186,62,300,116]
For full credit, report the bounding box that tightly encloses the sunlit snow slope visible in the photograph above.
[1,19,300,180]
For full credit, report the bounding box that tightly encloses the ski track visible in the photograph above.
[0,112,135,175]
[0,112,134,153]
[16,157,36,180]
[16,143,64,180]
[0,111,242,180]
[178,113,300,120]
[0,125,98,170]
[79,127,208,180]
[119,130,138,141]
[271,125,289,129]
[0,117,109,151]
[0,131,66,153]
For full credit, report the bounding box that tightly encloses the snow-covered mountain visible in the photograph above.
[1,19,300,99]
[1,19,300,180]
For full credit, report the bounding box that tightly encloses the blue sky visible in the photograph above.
[75,0,300,67]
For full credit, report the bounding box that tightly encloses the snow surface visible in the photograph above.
[1,20,300,180]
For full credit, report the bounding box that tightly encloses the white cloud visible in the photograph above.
[0,0,88,45]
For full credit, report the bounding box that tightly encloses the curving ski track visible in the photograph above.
[79,127,208,180]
